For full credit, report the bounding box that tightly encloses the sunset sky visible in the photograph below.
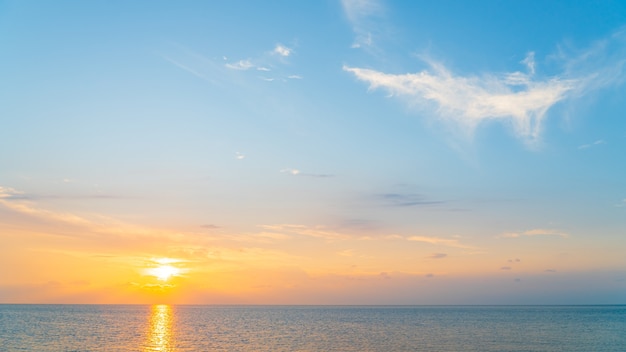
[1,0,625,304]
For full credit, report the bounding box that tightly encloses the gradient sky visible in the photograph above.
[1,0,625,304]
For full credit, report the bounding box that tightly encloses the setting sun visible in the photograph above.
[147,265,180,281]
[146,261,182,281]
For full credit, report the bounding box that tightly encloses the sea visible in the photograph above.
[0,305,624,351]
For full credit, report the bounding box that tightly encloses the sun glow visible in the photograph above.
[147,265,181,281]
[143,257,186,282]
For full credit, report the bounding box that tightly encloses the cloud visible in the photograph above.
[0,186,22,199]
[337,249,355,257]
[522,52,536,75]
[377,192,444,207]
[225,59,254,70]
[260,224,351,241]
[280,168,334,178]
[344,28,626,145]
[344,57,575,144]
[162,55,209,81]
[235,152,245,160]
[615,199,626,208]
[0,186,176,246]
[165,43,300,84]
[225,44,296,78]
[200,224,220,229]
[0,186,127,202]
[281,168,301,176]
[274,44,292,57]
[341,0,384,49]
[406,235,474,249]
[428,253,447,259]
[578,139,606,150]
[501,266,512,270]
[498,228,569,239]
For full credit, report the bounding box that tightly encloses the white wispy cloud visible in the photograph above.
[225,59,254,70]
[261,224,351,241]
[344,28,626,145]
[274,44,292,57]
[406,235,474,249]
[578,139,605,150]
[344,55,575,144]
[522,51,536,75]
[0,186,22,198]
[337,249,355,257]
[281,168,301,176]
[341,0,383,49]
[280,168,334,178]
[498,228,569,239]
[162,55,208,80]
[235,152,245,160]
[615,199,626,208]
[223,44,300,81]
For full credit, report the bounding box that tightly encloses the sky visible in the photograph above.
[1,0,625,305]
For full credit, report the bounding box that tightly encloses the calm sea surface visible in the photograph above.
[0,305,624,351]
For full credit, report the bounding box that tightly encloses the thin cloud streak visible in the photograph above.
[578,139,605,150]
[225,59,254,70]
[280,168,334,178]
[406,235,475,249]
[260,224,351,241]
[377,192,444,207]
[498,228,569,239]
[341,0,384,49]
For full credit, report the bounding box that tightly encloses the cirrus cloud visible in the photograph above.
[344,28,626,146]
[498,228,569,239]
[344,55,575,145]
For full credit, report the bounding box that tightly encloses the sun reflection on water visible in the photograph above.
[146,304,173,351]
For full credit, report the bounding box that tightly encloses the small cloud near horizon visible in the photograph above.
[376,192,444,207]
[498,228,569,239]
[200,224,220,229]
[280,168,334,178]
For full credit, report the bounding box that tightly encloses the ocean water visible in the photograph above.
[0,305,625,351]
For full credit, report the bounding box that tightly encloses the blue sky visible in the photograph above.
[1,0,625,304]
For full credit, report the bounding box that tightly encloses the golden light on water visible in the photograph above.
[146,304,173,351]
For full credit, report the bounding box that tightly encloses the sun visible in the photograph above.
[147,265,180,281]
[143,257,186,282]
